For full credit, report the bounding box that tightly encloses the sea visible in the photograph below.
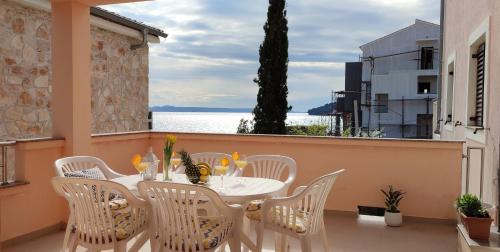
[152,112,328,134]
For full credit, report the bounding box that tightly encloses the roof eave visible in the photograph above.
[90,7,168,38]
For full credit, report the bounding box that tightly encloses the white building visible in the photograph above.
[360,19,440,139]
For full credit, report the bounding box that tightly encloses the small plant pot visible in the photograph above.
[384,211,403,227]
[461,213,493,240]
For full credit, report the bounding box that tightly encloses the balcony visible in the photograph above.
[0,132,462,251]
[0,0,466,251]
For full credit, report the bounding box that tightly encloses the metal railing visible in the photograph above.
[0,141,16,186]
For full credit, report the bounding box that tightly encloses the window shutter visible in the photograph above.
[472,43,485,127]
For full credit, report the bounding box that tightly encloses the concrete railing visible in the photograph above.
[0,132,463,243]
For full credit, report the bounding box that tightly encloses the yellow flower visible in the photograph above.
[232,152,240,161]
[165,135,177,144]
[131,154,142,167]
[221,157,229,167]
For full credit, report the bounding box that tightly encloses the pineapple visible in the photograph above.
[180,150,201,184]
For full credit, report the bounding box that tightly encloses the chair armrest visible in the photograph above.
[284,176,295,188]
[260,187,312,224]
[105,168,126,179]
[112,182,148,208]
[292,186,307,196]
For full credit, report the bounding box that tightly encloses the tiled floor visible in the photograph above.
[3,213,457,252]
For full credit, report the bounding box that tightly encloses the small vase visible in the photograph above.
[163,151,172,181]
[384,211,403,227]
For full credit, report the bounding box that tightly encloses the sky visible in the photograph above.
[102,0,440,112]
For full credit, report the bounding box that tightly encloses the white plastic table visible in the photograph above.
[112,173,285,203]
[112,173,285,251]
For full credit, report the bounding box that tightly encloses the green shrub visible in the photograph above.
[456,194,489,218]
[286,125,328,136]
[236,119,253,134]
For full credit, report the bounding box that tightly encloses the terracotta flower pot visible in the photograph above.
[461,213,493,240]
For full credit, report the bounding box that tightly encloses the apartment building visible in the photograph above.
[436,1,500,250]
[360,20,440,139]
[438,0,499,221]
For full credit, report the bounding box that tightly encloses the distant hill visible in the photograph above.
[150,105,253,113]
[307,103,336,115]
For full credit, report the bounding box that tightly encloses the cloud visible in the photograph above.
[102,0,439,111]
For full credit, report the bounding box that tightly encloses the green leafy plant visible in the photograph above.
[456,194,489,218]
[236,118,253,134]
[381,186,405,213]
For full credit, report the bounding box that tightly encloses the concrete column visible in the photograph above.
[51,1,92,156]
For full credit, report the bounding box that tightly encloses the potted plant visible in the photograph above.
[456,194,493,240]
[381,185,405,227]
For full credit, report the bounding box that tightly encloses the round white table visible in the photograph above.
[112,173,285,203]
[112,173,284,252]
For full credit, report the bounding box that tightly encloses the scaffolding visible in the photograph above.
[358,47,438,139]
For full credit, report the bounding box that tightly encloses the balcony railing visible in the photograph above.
[0,141,15,187]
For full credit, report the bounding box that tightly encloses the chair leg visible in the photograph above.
[129,231,149,252]
[228,237,242,252]
[114,241,127,252]
[63,214,74,251]
[68,234,77,252]
[150,238,160,252]
[321,223,329,252]
[280,235,288,252]
[255,224,264,252]
[274,233,283,252]
[300,237,312,252]
[241,217,251,252]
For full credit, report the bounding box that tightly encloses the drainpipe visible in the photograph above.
[435,0,445,135]
[131,28,149,50]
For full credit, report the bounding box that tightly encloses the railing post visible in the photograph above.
[0,142,15,186]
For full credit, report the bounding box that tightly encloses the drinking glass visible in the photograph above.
[214,162,229,192]
[170,156,182,180]
[233,154,248,184]
[135,162,148,179]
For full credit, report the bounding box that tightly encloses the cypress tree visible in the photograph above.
[252,0,290,134]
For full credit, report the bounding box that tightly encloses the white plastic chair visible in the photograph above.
[52,177,149,252]
[55,156,125,250]
[138,181,243,252]
[55,156,124,179]
[253,169,345,252]
[246,155,297,195]
[175,152,236,176]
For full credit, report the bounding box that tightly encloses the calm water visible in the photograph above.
[153,112,327,134]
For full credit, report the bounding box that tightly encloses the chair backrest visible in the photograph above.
[177,152,235,176]
[138,181,241,252]
[263,169,345,235]
[294,169,344,234]
[54,156,122,179]
[246,155,297,194]
[51,177,147,247]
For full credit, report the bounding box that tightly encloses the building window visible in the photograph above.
[417,82,431,94]
[420,47,434,70]
[469,43,485,127]
[375,93,388,113]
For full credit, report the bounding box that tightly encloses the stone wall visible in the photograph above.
[0,0,149,141]
[91,26,149,134]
